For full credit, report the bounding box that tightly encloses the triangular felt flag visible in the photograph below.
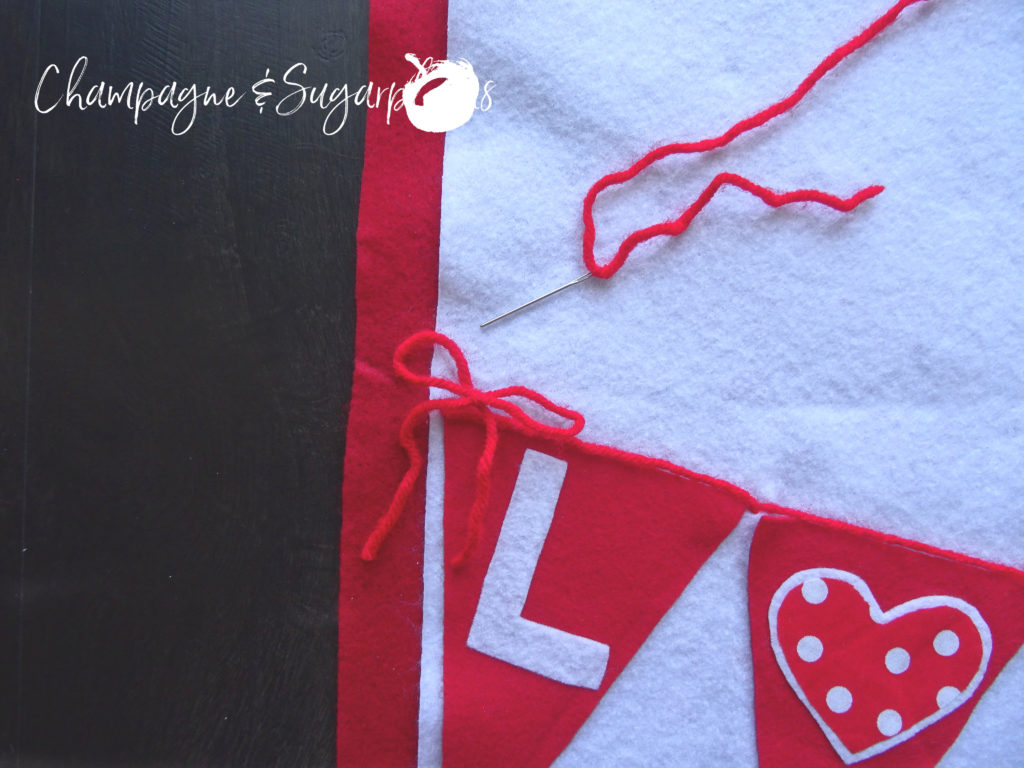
[748,514,1024,767]
[441,419,746,767]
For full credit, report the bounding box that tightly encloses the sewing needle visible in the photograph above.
[480,272,592,328]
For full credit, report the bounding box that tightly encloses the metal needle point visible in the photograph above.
[480,272,592,328]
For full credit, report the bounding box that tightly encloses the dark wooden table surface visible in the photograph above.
[2,2,368,765]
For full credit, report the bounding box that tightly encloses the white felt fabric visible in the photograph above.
[439,0,1024,565]
[423,0,1024,763]
[418,413,446,768]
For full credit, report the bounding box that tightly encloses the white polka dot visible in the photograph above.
[936,686,960,708]
[877,709,903,737]
[801,577,829,604]
[826,686,853,714]
[885,647,910,674]
[797,635,824,662]
[934,629,960,656]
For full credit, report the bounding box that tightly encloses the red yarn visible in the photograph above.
[363,331,1024,580]
[582,0,931,279]
[360,331,585,566]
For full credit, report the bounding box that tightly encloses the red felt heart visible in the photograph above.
[769,569,991,764]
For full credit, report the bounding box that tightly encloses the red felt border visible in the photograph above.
[337,1,448,765]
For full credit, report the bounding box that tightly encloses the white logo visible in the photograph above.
[403,54,483,133]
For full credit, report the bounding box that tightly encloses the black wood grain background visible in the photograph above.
[2,2,368,765]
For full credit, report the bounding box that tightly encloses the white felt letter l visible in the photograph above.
[466,449,610,689]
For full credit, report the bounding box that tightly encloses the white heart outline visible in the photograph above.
[768,567,992,764]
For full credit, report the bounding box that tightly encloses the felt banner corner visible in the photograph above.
[747,513,1024,767]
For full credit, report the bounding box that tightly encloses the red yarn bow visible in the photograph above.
[361,331,585,566]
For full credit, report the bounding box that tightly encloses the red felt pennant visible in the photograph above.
[441,419,746,767]
[748,514,1024,767]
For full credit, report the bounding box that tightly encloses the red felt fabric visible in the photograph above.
[336,1,448,765]
[442,419,746,767]
[748,514,1024,767]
